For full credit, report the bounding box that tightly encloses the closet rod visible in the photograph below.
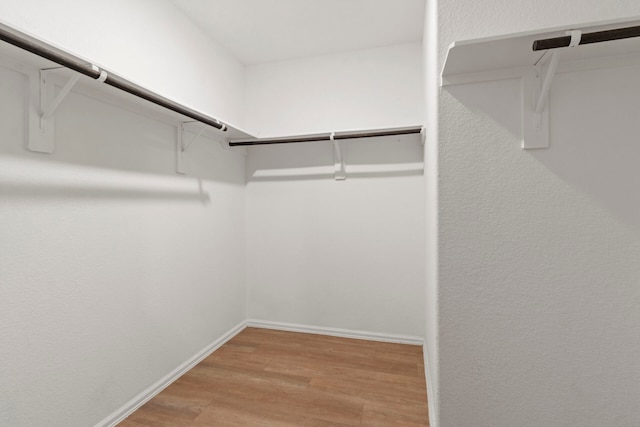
[532,25,640,51]
[229,126,423,146]
[0,23,227,131]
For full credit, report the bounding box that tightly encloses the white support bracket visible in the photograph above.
[176,122,207,174]
[522,30,581,150]
[534,50,560,117]
[27,68,79,153]
[41,72,80,124]
[331,132,346,181]
[522,60,551,149]
[420,126,426,146]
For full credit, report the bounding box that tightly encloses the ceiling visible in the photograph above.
[171,0,425,65]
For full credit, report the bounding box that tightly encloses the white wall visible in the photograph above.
[434,2,640,426]
[246,137,425,338]
[244,44,425,338]
[244,43,424,136]
[0,2,247,425]
[0,63,246,427]
[0,2,428,425]
[422,0,439,425]
[0,0,246,128]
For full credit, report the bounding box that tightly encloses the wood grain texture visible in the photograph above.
[118,328,429,426]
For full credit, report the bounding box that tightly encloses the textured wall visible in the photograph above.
[435,1,640,425]
[0,58,246,427]
[0,2,428,426]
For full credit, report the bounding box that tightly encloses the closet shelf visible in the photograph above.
[0,21,254,144]
[0,20,423,179]
[441,16,640,86]
[441,16,640,150]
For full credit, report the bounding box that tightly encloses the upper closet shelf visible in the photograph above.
[0,20,423,179]
[441,17,640,150]
[441,17,640,86]
[0,20,253,165]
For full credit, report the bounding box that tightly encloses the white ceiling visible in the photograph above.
[171,0,425,65]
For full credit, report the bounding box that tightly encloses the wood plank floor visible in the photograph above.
[119,327,429,426]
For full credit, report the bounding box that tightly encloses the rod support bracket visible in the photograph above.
[522,67,550,149]
[177,122,209,174]
[331,132,346,181]
[40,71,80,130]
[522,46,563,150]
[523,30,582,150]
[27,68,79,153]
[534,49,560,118]
[91,64,108,83]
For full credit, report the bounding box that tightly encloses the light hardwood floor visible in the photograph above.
[119,327,429,426]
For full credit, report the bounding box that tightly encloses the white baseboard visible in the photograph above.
[94,320,247,427]
[423,343,439,427]
[246,319,424,346]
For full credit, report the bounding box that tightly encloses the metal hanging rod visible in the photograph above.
[229,126,423,147]
[0,22,227,131]
[532,25,640,51]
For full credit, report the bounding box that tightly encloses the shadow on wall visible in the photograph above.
[444,65,640,228]
[0,155,211,203]
[246,134,424,182]
[0,65,244,201]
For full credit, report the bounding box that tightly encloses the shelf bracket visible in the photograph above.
[522,30,581,150]
[534,50,561,120]
[331,132,346,181]
[41,72,80,124]
[176,122,207,174]
[521,53,555,150]
[38,70,80,152]
[27,68,79,153]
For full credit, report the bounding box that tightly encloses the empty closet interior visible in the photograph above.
[3,1,640,426]
[0,1,426,426]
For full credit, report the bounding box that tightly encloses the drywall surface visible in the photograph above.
[422,0,439,425]
[246,136,425,338]
[244,43,424,137]
[244,41,426,339]
[0,0,246,128]
[436,2,640,426]
[171,0,425,65]
[0,64,246,426]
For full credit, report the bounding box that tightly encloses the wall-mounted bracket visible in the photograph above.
[41,71,80,127]
[331,132,346,181]
[176,122,208,174]
[27,68,79,153]
[533,50,560,117]
[420,126,426,146]
[522,61,551,150]
[522,50,559,149]
[522,30,581,150]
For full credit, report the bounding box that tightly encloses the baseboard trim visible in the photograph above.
[423,343,439,427]
[246,319,424,346]
[95,320,247,427]
[95,319,423,426]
